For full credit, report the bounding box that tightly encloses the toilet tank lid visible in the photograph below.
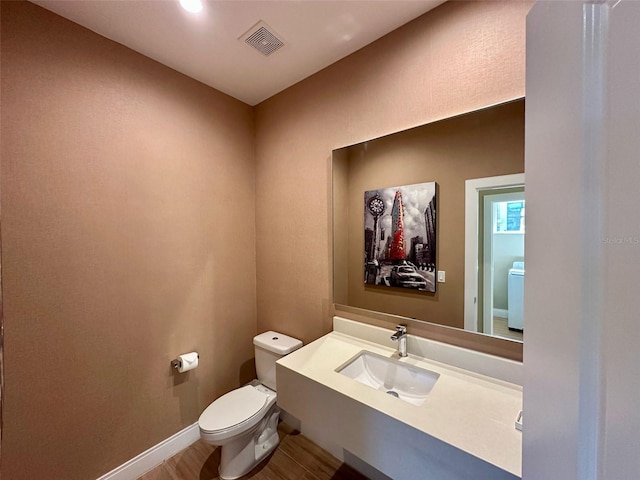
[253,331,303,355]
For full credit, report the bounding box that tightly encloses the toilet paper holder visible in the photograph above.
[171,353,199,370]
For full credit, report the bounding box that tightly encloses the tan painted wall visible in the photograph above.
[340,100,525,329]
[255,0,533,342]
[0,3,256,479]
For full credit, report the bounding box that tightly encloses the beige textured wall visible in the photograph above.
[341,100,525,329]
[0,3,256,479]
[255,0,533,342]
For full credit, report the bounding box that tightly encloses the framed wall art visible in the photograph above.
[364,182,436,292]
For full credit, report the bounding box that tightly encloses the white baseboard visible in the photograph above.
[96,423,200,480]
[494,308,508,318]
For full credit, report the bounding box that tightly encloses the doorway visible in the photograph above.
[480,190,525,340]
[464,173,525,338]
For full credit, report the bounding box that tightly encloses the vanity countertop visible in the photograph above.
[277,330,523,477]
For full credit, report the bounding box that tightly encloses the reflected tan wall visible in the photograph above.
[332,148,350,305]
[342,101,525,329]
[0,3,256,479]
[255,1,533,342]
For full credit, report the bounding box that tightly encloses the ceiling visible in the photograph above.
[32,0,446,106]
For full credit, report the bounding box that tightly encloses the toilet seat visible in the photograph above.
[198,385,273,438]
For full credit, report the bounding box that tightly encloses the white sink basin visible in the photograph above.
[336,351,440,406]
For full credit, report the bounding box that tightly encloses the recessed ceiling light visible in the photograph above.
[179,0,203,14]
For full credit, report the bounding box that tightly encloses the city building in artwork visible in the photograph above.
[382,235,392,262]
[424,196,436,267]
[409,235,423,264]
[364,228,374,262]
[388,190,406,261]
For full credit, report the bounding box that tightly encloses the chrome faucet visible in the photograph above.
[390,324,408,357]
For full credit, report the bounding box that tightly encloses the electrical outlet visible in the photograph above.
[437,270,446,283]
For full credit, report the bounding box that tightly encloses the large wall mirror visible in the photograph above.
[333,98,525,344]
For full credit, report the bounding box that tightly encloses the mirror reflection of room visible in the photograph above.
[333,98,524,342]
[482,189,525,341]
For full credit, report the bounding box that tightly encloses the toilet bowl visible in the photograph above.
[198,332,302,480]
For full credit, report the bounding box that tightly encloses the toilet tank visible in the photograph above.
[253,331,303,391]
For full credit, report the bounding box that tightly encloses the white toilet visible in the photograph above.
[198,331,302,480]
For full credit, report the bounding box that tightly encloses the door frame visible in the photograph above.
[464,173,525,332]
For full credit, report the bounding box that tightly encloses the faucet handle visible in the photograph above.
[391,324,407,341]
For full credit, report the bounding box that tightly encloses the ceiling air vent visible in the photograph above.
[241,21,285,57]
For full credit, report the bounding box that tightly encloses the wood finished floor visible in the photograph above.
[493,316,523,342]
[137,422,370,480]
